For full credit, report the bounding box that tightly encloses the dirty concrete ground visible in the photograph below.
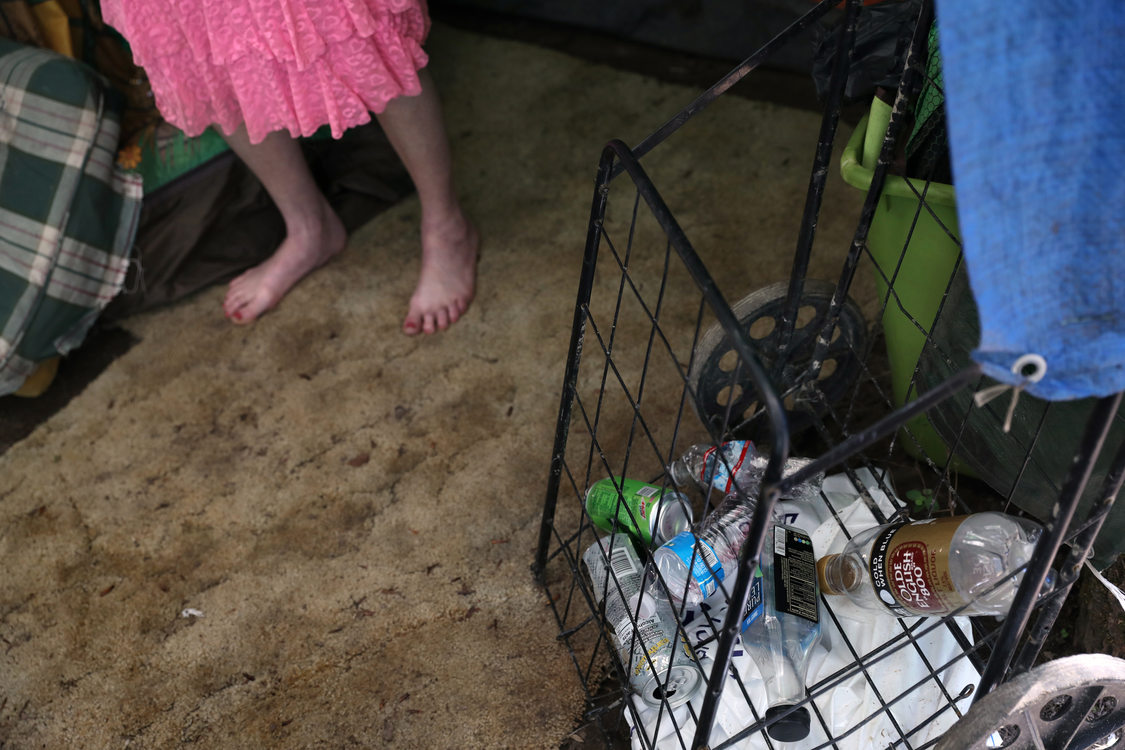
[2,9,1124,750]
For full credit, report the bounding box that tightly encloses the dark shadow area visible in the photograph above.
[1,325,139,456]
[431,2,832,115]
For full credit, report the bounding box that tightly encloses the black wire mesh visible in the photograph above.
[533,1,1125,748]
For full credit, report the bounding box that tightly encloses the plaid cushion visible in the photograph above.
[0,37,141,395]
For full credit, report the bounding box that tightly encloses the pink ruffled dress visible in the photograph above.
[101,0,430,144]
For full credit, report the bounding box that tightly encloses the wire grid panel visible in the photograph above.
[532,142,1012,750]
[534,149,735,748]
[836,10,1125,557]
[833,15,1125,697]
[535,3,1125,749]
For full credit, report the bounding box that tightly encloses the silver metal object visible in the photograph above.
[583,535,704,708]
[936,654,1125,750]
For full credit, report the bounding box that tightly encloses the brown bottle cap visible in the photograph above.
[817,554,839,596]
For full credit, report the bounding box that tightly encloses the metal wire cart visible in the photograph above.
[532,1,1125,748]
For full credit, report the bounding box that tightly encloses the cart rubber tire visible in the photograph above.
[687,279,867,441]
[935,654,1125,750]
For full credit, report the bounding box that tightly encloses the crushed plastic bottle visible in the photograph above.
[652,455,822,608]
[667,440,755,494]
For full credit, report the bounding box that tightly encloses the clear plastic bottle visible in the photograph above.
[667,439,755,494]
[816,512,1045,617]
[652,456,821,607]
[741,511,824,742]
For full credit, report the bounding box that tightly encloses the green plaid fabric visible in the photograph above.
[0,37,141,395]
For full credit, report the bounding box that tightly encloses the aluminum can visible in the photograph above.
[585,476,693,548]
[582,535,704,707]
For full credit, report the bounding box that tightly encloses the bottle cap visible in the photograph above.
[816,555,838,595]
[816,553,862,596]
[765,704,810,741]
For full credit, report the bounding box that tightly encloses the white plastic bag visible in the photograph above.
[627,468,979,749]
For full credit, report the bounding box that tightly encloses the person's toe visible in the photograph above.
[225,300,248,323]
[223,291,242,319]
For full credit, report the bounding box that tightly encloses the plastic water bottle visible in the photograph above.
[652,456,821,607]
[816,512,1045,617]
[667,439,755,494]
[741,507,825,742]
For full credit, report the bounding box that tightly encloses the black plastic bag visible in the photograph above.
[810,0,922,104]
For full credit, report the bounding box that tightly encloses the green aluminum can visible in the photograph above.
[585,476,694,548]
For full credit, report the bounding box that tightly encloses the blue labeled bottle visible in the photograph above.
[741,506,825,742]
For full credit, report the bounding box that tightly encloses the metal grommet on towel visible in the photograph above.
[1012,353,1047,383]
[973,353,1048,433]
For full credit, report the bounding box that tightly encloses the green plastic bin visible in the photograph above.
[839,97,963,464]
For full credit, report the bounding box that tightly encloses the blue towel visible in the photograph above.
[935,1,1125,400]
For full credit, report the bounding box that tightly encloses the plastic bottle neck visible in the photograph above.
[816,553,861,597]
[816,555,839,595]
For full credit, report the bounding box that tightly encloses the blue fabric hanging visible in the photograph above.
[935,1,1125,400]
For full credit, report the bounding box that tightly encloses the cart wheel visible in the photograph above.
[688,280,867,440]
[935,654,1125,750]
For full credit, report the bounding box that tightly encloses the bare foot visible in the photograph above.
[402,213,479,335]
[223,200,347,324]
